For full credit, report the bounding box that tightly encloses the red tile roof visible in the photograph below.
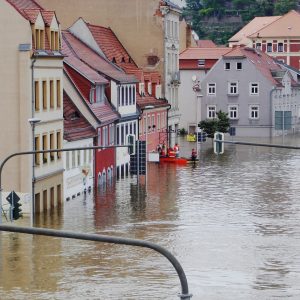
[41,10,55,26]
[6,0,42,13]
[86,23,137,67]
[84,21,161,85]
[63,31,138,84]
[62,36,108,84]
[197,40,217,48]
[180,47,231,60]
[22,8,39,23]
[64,92,96,142]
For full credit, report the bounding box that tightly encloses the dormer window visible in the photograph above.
[35,29,45,49]
[50,30,59,51]
[121,57,125,63]
[112,57,116,63]
[90,85,105,104]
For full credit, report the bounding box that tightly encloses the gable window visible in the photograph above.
[256,43,261,50]
[35,29,45,50]
[56,80,61,108]
[228,82,238,95]
[228,105,238,119]
[198,59,205,67]
[225,62,230,70]
[278,43,283,52]
[207,105,216,119]
[250,83,259,95]
[267,43,272,52]
[236,62,242,70]
[207,83,216,95]
[249,105,259,119]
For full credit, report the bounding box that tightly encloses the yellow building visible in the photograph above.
[0,0,64,215]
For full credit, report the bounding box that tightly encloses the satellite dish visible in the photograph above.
[192,75,197,82]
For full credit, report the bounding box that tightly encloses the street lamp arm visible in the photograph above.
[0,225,192,299]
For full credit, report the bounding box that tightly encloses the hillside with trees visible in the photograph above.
[183,0,299,45]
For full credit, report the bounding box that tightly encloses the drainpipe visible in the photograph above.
[31,58,36,226]
[269,87,277,137]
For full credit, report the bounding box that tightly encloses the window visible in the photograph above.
[198,59,205,67]
[267,43,272,52]
[42,134,48,164]
[35,136,40,166]
[57,131,61,159]
[228,82,238,95]
[207,83,216,95]
[157,114,161,130]
[42,80,47,110]
[50,80,54,108]
[256,43,261,50]
[250,83,259,95]
[35,81,40,111]
[50,133,55,161]
[249,105,259,119]
[98,128,102,146]
[236,62,242,70]
[228,105,238,119]
[56,80,61,108]
[207,105,216,119]
[225,62,230,70]
[278,43,283,52]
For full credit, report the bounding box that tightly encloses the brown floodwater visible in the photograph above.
[1,136,300,299]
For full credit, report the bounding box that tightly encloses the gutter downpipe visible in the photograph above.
[31,57,37,226]
[270,87,277,138]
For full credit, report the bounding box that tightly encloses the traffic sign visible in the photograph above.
[6,191,20,204]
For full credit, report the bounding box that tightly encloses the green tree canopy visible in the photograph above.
[274,0,297,15]
[199,110,230,138]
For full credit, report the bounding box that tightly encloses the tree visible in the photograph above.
[199,110,230,138]
[274,0,297,15]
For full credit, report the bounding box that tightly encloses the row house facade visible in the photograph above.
[62,35,120,199]
[37,0,197,147]
[200,47,300,137]
[62,30,139,179]
[1,0,64,214]
[179,47,230,133]
[229,10,300,70]
[68,18,170,154]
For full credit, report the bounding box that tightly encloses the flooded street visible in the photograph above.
[1,136,300,299]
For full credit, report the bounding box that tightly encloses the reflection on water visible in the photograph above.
[1,135,300,299]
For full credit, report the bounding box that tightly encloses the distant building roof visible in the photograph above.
[248,10,300,38]
[180,47,231,60]
[196,40,217,48]
[229,16,280,44]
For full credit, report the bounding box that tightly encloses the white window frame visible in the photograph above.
[267,43,272,53]
[207,83,216,95]
[224,62,230,70]
[250,82,259,95]
[249,105,259,119]
[207,105,216,119]
[228,105,238,119]
[228,82,238,95]
[278,42,283,52]
[256,43,261,50]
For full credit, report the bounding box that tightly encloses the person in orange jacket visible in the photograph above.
[174,143,180,157]
[168,147,176,158]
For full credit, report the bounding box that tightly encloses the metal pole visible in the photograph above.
[282,104,285,144]
[31,123,35,227]
[0,225,192,300]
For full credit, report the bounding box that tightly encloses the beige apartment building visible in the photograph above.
[37,0,195,145]
[0,0,64,215]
